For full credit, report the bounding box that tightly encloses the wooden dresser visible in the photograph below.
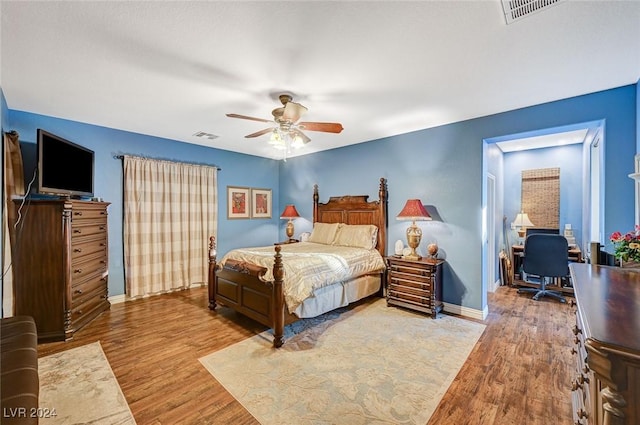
[569,263,640,425]
[13,199,110,342]
[385,256,444,318]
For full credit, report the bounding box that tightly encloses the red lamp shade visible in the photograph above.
[396,199,431,221]
[280,204,300,219]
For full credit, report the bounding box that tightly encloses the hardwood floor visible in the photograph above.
[37,285,575,425]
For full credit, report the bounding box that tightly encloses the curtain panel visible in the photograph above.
[3,131,25,316]
[123,156,218,298]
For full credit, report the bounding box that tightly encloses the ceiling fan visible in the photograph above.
[226,94,344,147]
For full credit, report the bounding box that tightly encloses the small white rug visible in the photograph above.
[199,299,486,425]
[39,341,136,424]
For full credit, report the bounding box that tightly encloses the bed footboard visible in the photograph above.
[208,237,288,348]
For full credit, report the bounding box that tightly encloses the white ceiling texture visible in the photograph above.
[1,1,639,160]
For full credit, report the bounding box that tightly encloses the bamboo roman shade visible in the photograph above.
[521,167,560,229]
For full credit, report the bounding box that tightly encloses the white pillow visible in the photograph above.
[307,222,342,245]
[333,224,378,250]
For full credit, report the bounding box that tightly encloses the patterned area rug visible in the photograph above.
[199,299,486,425]
[39,342,136,424]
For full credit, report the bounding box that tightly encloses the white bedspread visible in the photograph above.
[219,242,385,313]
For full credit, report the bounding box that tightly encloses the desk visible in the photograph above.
[511,244,582,295]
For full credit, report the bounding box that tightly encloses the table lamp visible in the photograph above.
[397,199,431,260]
[280,204,300,241]
[512,211,534,244]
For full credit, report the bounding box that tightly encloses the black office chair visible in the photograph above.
[517,234,569,303]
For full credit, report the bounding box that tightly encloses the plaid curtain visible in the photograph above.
[123,156,217,298]
[3,131,25,316]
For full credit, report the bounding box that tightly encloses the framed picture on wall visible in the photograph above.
[251,188,272,219]
[227,186,251,219]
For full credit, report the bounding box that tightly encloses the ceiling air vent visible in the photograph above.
[501,0,564,24]
[192,131,219,140]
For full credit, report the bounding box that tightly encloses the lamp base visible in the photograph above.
[286,220,294,239]
[403,252,421,261]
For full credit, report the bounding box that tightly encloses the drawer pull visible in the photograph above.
[100,211,106,215]
[73,229,82,234]
[74,211,83,216]
[100,243,106,247]
[74,268,83,274]
[74,289,83,294]
[75,310,83,315]
[74,248,83,253]
[99,226,106,230]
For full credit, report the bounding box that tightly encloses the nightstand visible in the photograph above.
[386,256,444,318]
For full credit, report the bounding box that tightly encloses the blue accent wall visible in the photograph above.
[280,84,637,312]
[7,110,281,297]
[503,143,584,247]
[1,89,7,132]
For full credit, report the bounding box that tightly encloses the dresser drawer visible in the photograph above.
[70,203,108,221]
[388,272,434,288]
[388,270,433,286]
[71,273,108,307]
[71,218,108,239]
[71,252,108,284]
[71,236,108,261]
[70,291,109,330]
[388,288,431,306]
[388,263,435,277]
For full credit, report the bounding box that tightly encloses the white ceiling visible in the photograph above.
[1,1,639,160]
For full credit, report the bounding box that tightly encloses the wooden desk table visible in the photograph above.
[511,244,582,295]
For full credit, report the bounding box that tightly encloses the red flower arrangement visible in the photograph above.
[609,225,640,263]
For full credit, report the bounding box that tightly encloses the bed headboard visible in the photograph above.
[312,177,388,257]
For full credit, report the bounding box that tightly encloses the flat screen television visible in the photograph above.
[37,129,94,197]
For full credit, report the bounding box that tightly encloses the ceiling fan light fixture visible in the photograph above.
[291,133,304,149]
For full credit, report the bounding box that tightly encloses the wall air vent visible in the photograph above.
[501,0,564,24]
[192,131,219,140]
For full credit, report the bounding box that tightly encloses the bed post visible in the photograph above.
[272,245,285,348]
[208,236,217,310]
[379,177,388,257]
[313,184,319,223]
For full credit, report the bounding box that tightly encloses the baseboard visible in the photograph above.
[443,302,488,321]
[108,294,127,305]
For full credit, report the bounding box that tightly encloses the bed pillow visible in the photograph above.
[333,224,378,250]
[307,222,342,245]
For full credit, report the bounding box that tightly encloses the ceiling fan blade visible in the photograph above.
[226,113,272,123]
[292,129,311,144]
[298,122,344,133]
[245,127,274,138]
[282,102,308,123]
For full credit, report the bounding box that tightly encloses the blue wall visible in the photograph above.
[1,89,7,132]
[7,110,281,297]
[280,84,637,313]
[503,143,584,247]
